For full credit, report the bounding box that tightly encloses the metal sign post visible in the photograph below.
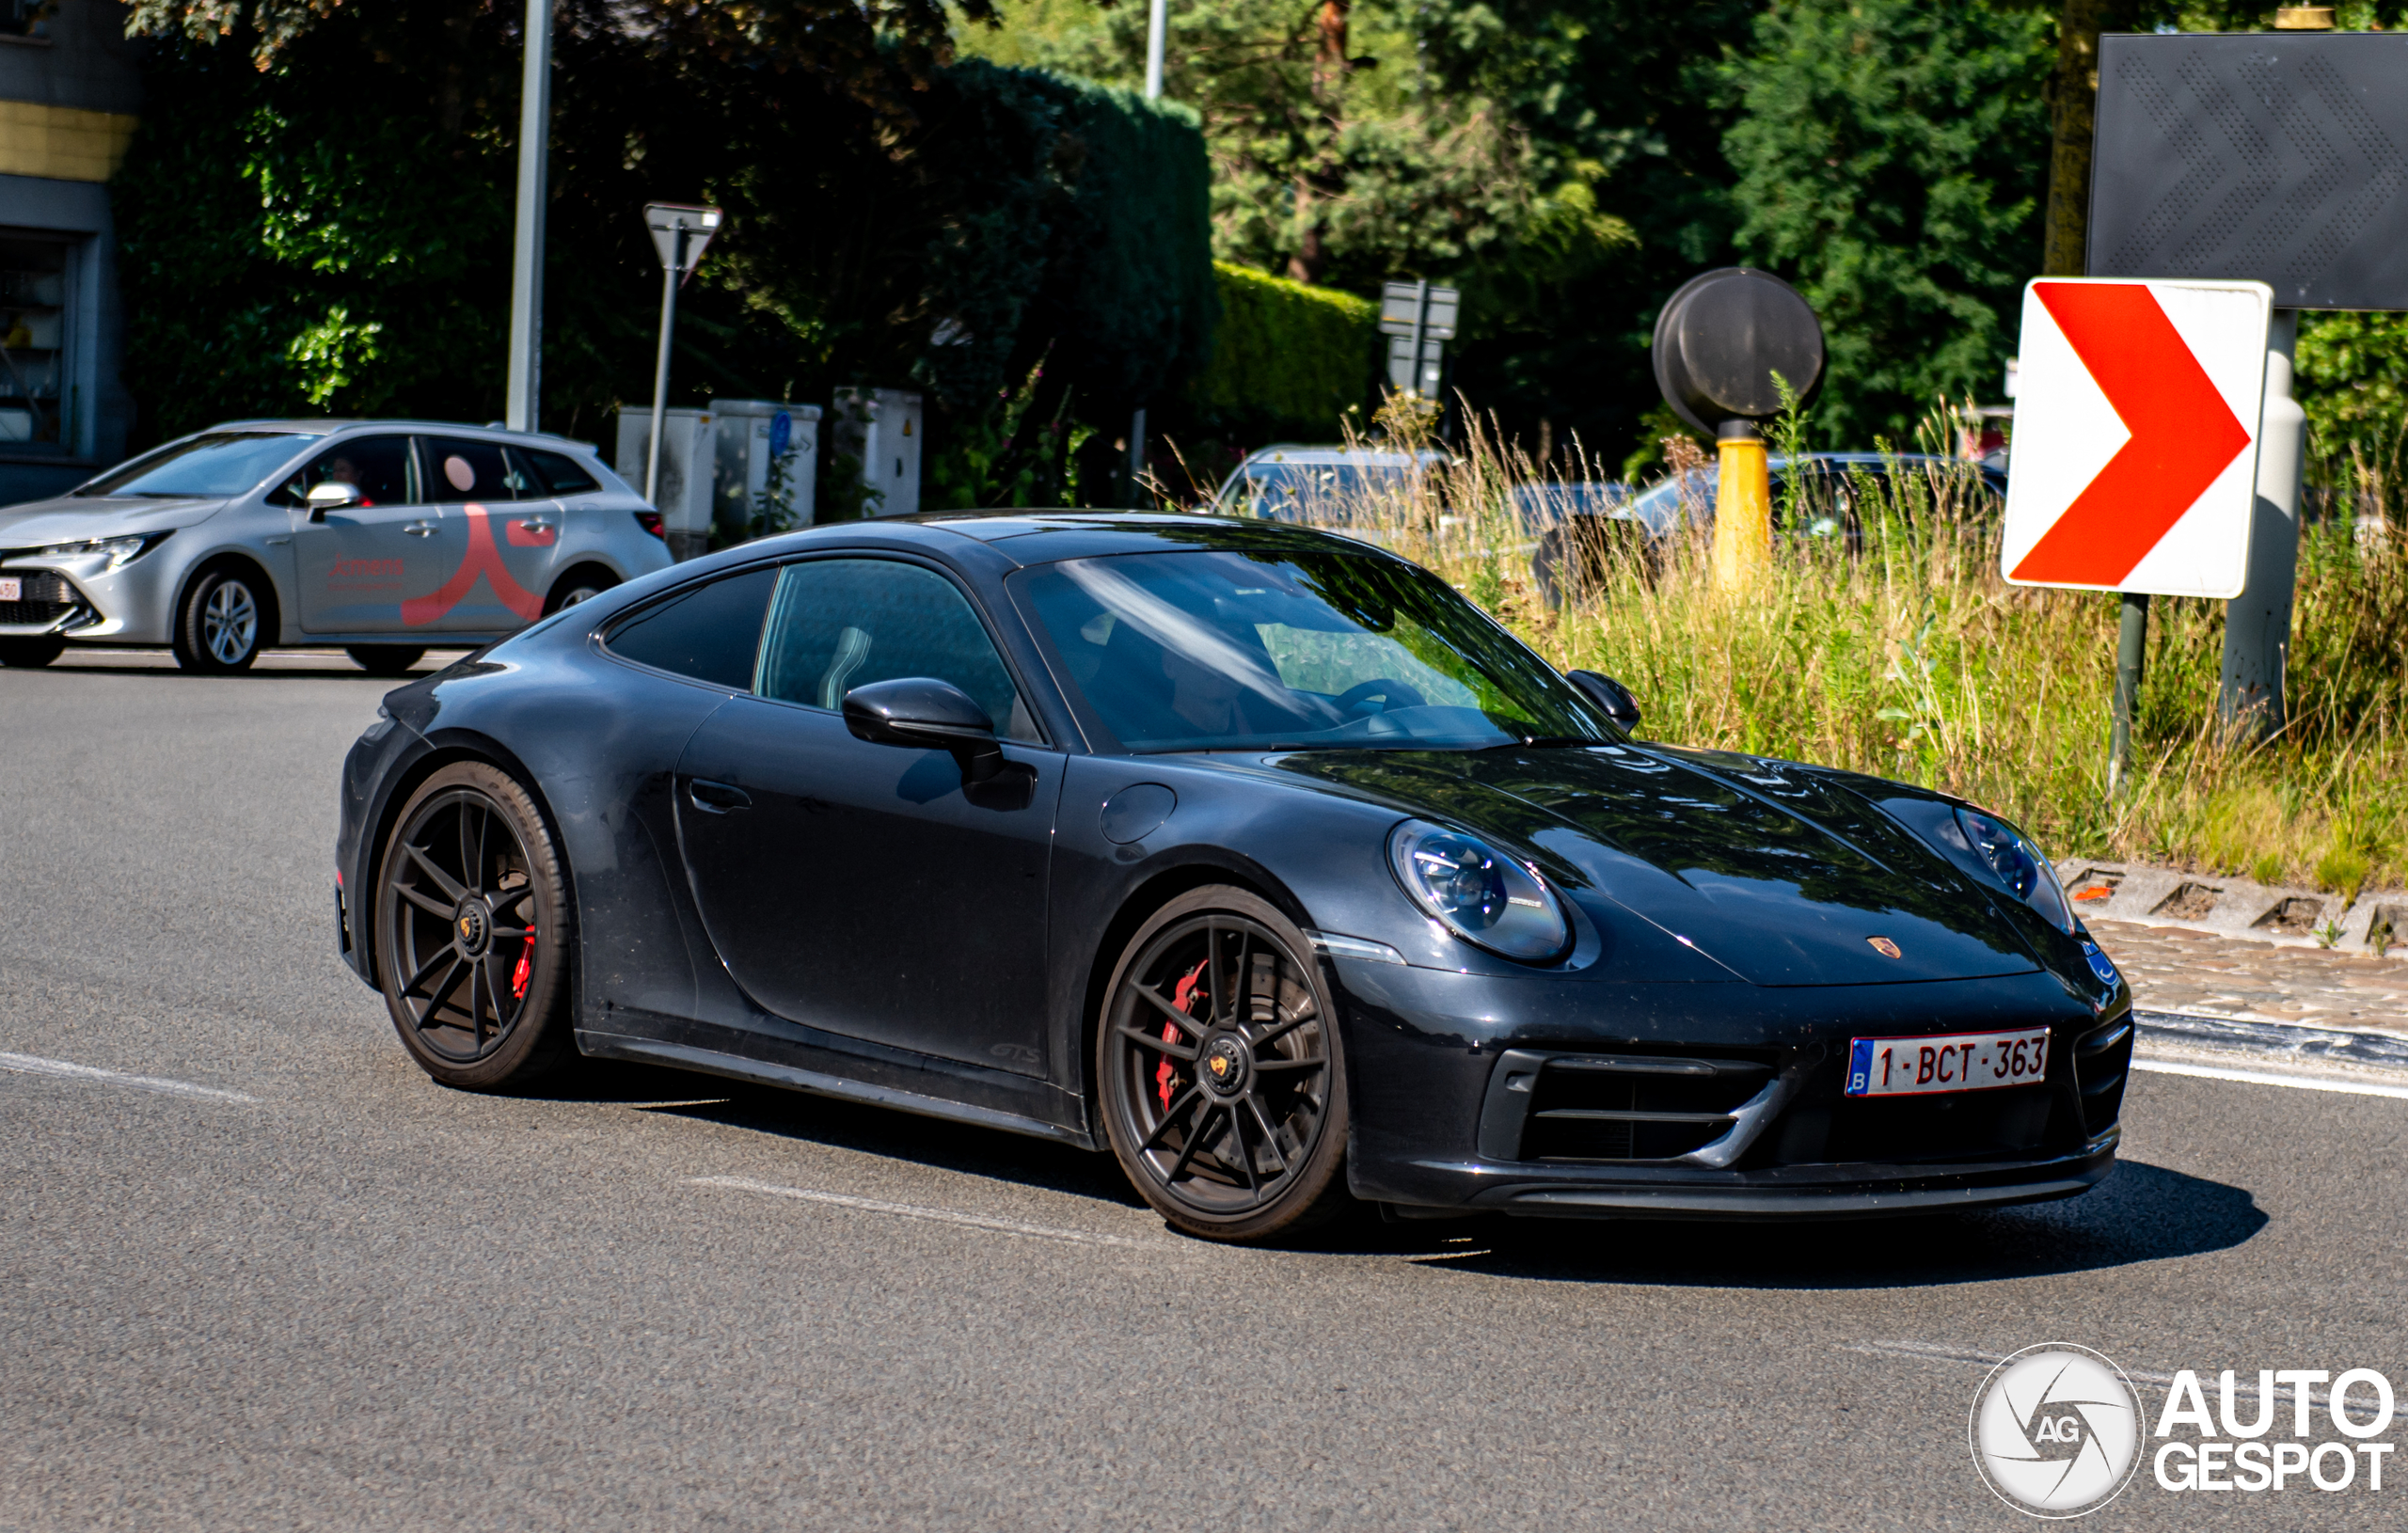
[503,0,552,432]
[640,203,721,507]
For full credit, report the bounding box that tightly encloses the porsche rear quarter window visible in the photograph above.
[754,559,1039,741]
[604,566,777,688]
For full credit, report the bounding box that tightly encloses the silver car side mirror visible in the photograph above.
[307,481,365,520]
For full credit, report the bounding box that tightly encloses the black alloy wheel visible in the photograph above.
[346,645,426,676]
[173,565,267,672]
[1099,887,1352,1241]
[0,636,65,668]
[375,762,571,1089]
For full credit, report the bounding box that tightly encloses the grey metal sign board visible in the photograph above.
[1386,333,1444,395]
[644,202,723,274]
[1379,281,1459,340]
[2088,32,2408,309]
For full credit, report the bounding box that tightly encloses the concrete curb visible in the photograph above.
[2133,1009,2408,1070]
[2055,857,2406,957]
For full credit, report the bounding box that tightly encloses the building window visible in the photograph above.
[2,0,53,39]
[0,238,71,450]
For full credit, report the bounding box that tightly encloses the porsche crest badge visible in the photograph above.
[1867,936,1902,958]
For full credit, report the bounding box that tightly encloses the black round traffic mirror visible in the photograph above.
[1652,268,1826,435]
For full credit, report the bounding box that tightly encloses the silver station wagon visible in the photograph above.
[0,420,673,673]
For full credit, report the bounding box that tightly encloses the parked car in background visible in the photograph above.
[1529,452,2006,606]
[0,420,673,673]
[1211,445,1452,530]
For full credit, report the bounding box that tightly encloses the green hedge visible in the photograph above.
[1185,262,1381,440]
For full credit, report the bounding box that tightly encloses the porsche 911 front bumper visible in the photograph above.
[1325,955,2131,1221]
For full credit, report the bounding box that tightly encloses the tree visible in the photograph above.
[1724,0,2053,448]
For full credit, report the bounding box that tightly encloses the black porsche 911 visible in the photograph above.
[335,512,2133,1243]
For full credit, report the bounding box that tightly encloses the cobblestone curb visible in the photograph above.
[2054,857,2405,957]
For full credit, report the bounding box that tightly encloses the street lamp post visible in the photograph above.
[1128,0,1167,506]
[504,0,551,433]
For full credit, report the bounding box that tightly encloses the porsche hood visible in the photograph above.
[1273,744,2040,988]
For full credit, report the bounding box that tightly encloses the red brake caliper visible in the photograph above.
[512,930,535,1002]
[1159,959,1208,1110]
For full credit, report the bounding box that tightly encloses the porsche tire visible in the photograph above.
[375,762,573,1090]
[1098,886,1352,1243]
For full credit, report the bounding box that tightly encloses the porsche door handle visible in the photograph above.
[687,779,752,813]
[402,521,440,536]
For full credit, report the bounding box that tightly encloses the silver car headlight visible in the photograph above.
[41,533,165,573]
[1388,820,1570,962]
[1952,807,2074,935]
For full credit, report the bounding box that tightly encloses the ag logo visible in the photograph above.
[1970,1345,2141,1518]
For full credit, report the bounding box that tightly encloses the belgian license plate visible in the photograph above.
[0,577,19,602]
[1846,1027,2051,1098]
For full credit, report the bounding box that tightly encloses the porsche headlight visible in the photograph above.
[1388,820,1570,962]
[1955,807,2074,935]
[41,533,163,573]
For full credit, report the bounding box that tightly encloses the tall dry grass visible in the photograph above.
[1316,398,2408,898]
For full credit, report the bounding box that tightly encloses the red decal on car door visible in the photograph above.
[401,504,545,626]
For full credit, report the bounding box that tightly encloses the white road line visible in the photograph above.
[689,1175,1172,1250]
[2132,1057,2408,1100]
[1843,1340,2329,1407]
[0,1051,259,1104]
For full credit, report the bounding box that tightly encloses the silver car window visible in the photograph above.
[419,436,528,503]
[270,435,416,508]
[75,431,310,498]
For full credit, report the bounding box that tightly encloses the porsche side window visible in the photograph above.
[418,436,525,502]
[603,566,778,689]
[753,559,1041,742]
[271,435,415,509]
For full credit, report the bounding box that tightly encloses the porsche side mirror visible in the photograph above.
[306,481,364,521]
[843,676,1006,782]
[1568,669,1642,732]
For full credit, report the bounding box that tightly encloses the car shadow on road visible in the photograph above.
[1367,1160,2266,1288]
[524,1058,2266,1280]
[543,1058,1153,1209]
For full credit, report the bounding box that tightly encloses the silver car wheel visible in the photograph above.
[202,579,258,665]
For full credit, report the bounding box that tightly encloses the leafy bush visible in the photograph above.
[1183,262,1381,441]
[112,6,1215,513]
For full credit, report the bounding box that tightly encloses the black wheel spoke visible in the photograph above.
[1251,1003,1316,1051]
[420,956,470,1021]
[487,883,530,917]
[1130,980,1210,1036]
[1244,1095,1291,1175]
[1253,1054,1324,1075]
[397,882,452,919]
[1198,922,1218,1030]
[1228,927,1252,1031]
[403,946,455,999]
[1141,1083,1205,1152]
[1222,1105,1260,1193]
[403,841,467,903]
[1164,1103,1220,1182]
[1116,1023,1197,1062]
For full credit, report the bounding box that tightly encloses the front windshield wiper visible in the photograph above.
[1481,735,1598,750]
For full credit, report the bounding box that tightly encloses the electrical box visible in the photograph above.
[831,387,923,517]
[614,407,717,561]
[709,401,820,544]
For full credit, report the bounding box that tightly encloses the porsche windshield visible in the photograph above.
[1017,548,1614,752]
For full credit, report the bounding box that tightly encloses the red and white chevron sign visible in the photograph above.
[2002,277,2273,599]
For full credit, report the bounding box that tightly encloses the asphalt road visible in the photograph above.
[4,651,2404,1531]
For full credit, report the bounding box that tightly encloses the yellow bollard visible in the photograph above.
[1711,422,1772,592]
